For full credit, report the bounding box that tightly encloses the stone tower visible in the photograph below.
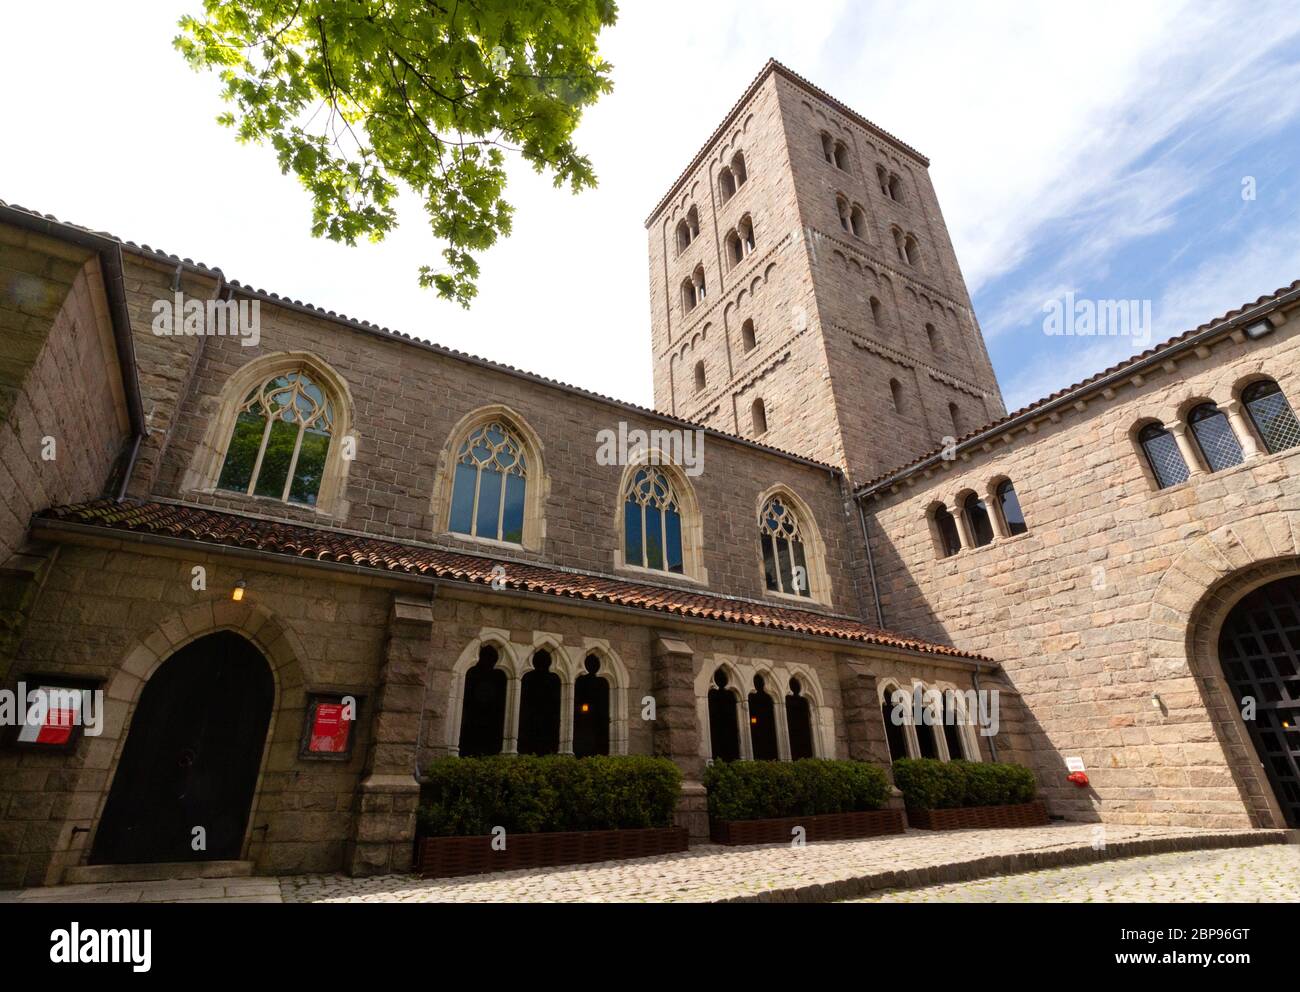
[646,60,1005,483]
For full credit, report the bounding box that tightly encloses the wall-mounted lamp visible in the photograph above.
[1243,319,1275,340]
[1150,692,1162,709]
[232,580,246,602]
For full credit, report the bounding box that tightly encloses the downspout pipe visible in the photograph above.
[855,495,885,629]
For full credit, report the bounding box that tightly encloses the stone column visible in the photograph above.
[650,633,708,842]
[1168,422,1205,476]
[344,591,434,877]
[835,653,906,812]
[1220,399,1261,459]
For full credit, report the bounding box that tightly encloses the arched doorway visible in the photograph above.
[1218,577,1300,827]
[91,631,274,864]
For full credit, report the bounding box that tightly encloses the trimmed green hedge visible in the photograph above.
[703,759,890,822]
[416,755,682,837]
[891,758,1037,810]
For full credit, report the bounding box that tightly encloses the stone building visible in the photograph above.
[1,60,1297,888]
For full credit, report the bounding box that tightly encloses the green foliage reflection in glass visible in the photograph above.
[217,371,335,505]
[758,495,811,597]
[623,468,684,573]
[449,422,528,543]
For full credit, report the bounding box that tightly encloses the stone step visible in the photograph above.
[62,861,256,885]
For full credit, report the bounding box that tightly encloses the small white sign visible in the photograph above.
[1065,757,1086,773]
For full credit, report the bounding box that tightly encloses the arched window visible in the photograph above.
[719,166,736,203]
[821,132,835,164]
[708,668,740,762]
[758,494,811,597]
[876,164,890,197]
[996,480,1028,536]
[739,215,755,255]
[748,674,779,761]
[962,493,995,548]
[693,265,706,305]
[914,687,942,760]
[933,504,961,558]
[573,654,610,757]
[888,174,903,202]
[836,196,851,233]
[869,296,883,323]
[730,151,747,187]
[903,234,920,266]
[676,219,692,253]
[448,420,529,544]
[693,360,706,392]
[751,397,768,435]
[681,277,697,313]
[948,402,962,435]
[925,322,938,350]
[1243,380,1300,454]
[889,378,904,413]
[1188,402,1244,472]
[216,369,335,505]
[941,692,969,761]
[517,649,561,756]
[725,229,743,267]
[849,205,867,238]
[880,686,909,763]
[1138,422,1189,489]
[458,644,507,757]
[741,318,757,352]
[623,467,684,574]
[833,141,850,172]
[786,677,815,760]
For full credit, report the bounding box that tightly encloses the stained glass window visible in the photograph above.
[449,421,528,544]
[623,468,684,574]
[759,495,812,597]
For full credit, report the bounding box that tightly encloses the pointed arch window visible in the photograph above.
[1243,380,1300,454]
[881,686,909,763]
[708,668,741,762]
[914,689,942,760]
[573,654,611,757]
[448,421,529,544]
[748,674,779,761]
[517,649,561,756]
[786,677,815,760]
[1188,403,1244,472]
[942,704,969,761]
[623,467,685,574]
[759,495,812,597]
[1138,423,1189,489]
[458,645,507,757]
[217,369,336,506]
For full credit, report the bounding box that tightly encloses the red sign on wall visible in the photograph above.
[308,701,352,754]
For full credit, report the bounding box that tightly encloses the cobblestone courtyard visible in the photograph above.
[2,824,1291,903]
[852,844,1300,903]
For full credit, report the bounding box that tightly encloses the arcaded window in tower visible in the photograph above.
[726,229,743,267]
[1243,379,1300,454]
[739,214,755,254]
[821,131,835,164]
[730,150,747,187]
[741,318,757,351]
[869,296,883,323]
[693,360,706,392]
[833,140,851,172]
[889,378,904,413]
[880,686,910,762]
[962,493,995,548]
[849,204,867,238]
[903,233,921,266]
[719,166,736,202]
[675,219,691,253]
[888,174,904,202]
[622,467,685,574]
[876,164,890,196]
[1137,423,1190,489]
[1188,402,1244,472]
[836,196,851,232]
[758,494,812,597]
[932,505,962,558]
[925,322,938,350]
[751,397,768,435]
[217,368,336,506]
[448,420,529,544]
[996,480,1028,536]
[948,402,962,435]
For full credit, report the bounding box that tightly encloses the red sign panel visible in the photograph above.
[308,701,352,754]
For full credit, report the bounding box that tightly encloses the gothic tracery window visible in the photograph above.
[623,467,685,574]
[759,495,812,597]
[217,369,335,506]
[448,421,529,544]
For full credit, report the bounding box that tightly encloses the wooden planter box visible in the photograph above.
[417,826,689,879]
[710,808,905,846]
[906,800,1048,831]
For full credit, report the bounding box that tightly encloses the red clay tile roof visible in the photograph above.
[37,499,987,661]
[855,278,1300,496]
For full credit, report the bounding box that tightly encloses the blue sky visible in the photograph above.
[2,1,1298,416]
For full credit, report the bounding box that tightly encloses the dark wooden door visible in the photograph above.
[91,632,274,864]
[1218,577,1300,827]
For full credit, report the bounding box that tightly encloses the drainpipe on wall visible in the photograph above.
[855,496,885,629]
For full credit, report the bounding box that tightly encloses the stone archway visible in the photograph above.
[1151,512,1300,828]
[75,600,307,870]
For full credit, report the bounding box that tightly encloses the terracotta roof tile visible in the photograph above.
[37,500,987,661]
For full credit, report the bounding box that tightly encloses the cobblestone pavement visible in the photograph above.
[279,824,1279,904]
[850,844,1300,903]
[1,825,1285,903]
